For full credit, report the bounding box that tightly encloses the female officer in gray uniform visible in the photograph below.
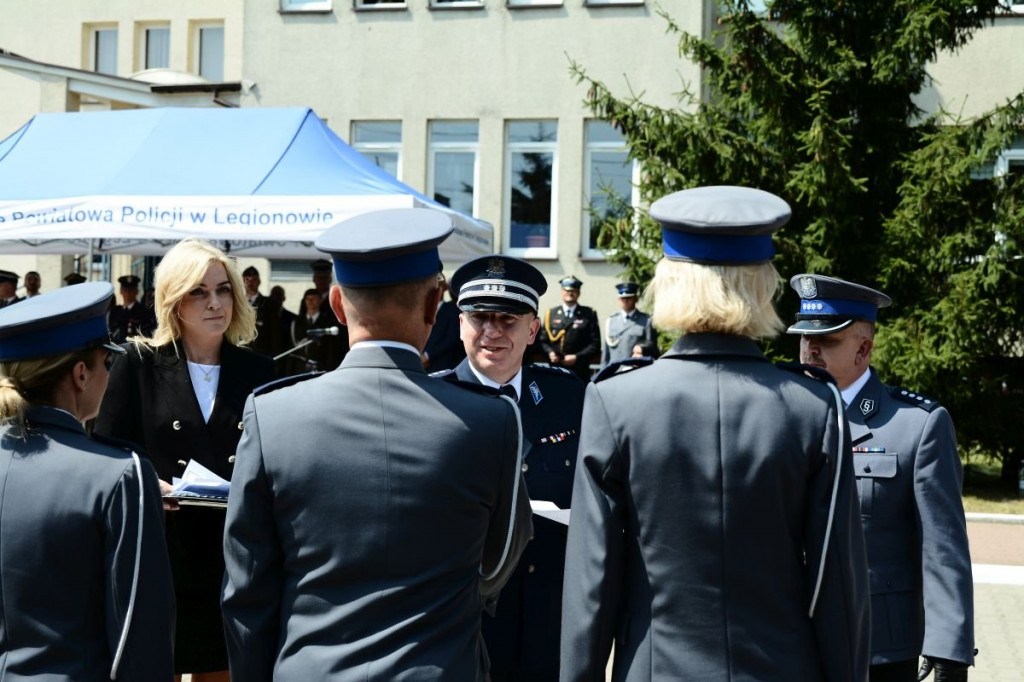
[0,282,174,681]
[561,186,870,681]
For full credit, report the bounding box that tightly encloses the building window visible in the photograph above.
[91,27,118,75]
[352,121,402,179]
[505,120,558,255]
[429,121,479,218]
[507,0,563,7]
[140,25,170,70]
[354,0,407,9]
[269,260,315,281]
[430,0,484,8]
[583,121,637,257]
[194,23,225,81]
[280,0,333,11]
[583,0,644,5]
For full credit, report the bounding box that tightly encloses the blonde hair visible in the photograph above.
[645,258,783,339]
[0,349,98,432]
[137,238,256,348]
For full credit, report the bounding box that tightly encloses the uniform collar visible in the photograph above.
[349,340,420,358]
[840,366,872,407]
[662,333,766,360]
[25,405,86,434]
[466,362,523,398]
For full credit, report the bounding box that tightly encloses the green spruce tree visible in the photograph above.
[574,0,1024,485]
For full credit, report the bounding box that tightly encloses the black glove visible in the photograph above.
[918,656,968,682]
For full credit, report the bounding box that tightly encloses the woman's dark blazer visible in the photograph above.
[94,338,274,672]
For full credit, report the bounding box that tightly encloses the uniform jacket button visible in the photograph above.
[521,462,529,473]
[172,420,181,430]
[228,455,236,464]
[237,421,244,431]
[863,465,872,473]
[564,459,571,467]
[177,459,187,468]
[527,564,536,573]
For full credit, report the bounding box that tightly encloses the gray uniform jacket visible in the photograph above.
[0,406,175,681]
[848,369,974,665]
[561,334,870,682]
[601,311,655,367]
[222,345,533,682]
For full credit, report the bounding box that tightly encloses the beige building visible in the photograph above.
[1,1,1021,328]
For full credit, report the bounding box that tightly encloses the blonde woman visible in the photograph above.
[560,186,870,681]
[0,283,174,680]
[95,238,274,682]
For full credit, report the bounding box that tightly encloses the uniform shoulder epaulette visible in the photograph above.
[90,431,141,454]
[527,363,579,379]
[592,357,654,383]
[888,385,941,412]
[253,371,321,397]
[775,361,837,385]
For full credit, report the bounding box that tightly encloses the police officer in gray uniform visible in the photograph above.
[787,274,974,682]
[222,208,533,682]
[601,281,656,367]
[0,283,174,681]
[561,186,870,682]
[435,256,585,681]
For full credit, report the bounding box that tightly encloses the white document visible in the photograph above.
[171,460,230,498]
[530,500,570,526]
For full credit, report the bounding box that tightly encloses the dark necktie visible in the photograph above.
[498,384,518,402]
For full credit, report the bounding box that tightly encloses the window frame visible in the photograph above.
[280,0,334,12]
[583,0,644,6]
[353,0,408,11]
[136,23,170,71]
[503,120,559,259]
[429,0,485,9]
[427,121,481,219]
[507,0,563,7]
[995,148,1024,177]
[89,25,119,75]
[192,21,225,82]
[351,120,404,180]
[581,120,639,260]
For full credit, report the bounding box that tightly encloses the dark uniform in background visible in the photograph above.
[63,272,86,286]
[0,283,174,680]
[435,255,585,681]
[788,274,974,682]
[108,274,157,343]
[242,266,283,359]
[0,270,22,307]
[561,186,869,681]
[540,275,601,382]
[422,282,465,372]
[223,209,532,681]
[601,281,657,367]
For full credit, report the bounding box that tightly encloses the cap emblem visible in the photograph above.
[486,259,507,278]
[798,276,817,299]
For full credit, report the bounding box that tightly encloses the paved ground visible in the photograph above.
[965,517,1024,682]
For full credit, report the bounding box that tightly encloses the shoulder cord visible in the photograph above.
[808,382,845,618]
[543,308,566,352]
[110,452,145,680]
[604,317,621,347]
[479,394,524,581]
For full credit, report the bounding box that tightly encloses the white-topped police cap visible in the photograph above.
[451,256,548,315]
[314,208,454,287]
[786,273,892,335]
[0,282,126,361]
[649,186,791,264]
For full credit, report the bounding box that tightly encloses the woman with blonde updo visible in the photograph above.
[0,283,174,681]
[94,238,274,681]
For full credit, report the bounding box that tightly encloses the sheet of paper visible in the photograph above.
[530,499,570,526]
[170,460,230,497]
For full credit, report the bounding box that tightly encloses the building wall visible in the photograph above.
[240,0,700,324]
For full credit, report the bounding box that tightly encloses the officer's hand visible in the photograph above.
[159,479,180,511]
[918,657,968,682]
[563,354,577,367]
[548,351,560,364]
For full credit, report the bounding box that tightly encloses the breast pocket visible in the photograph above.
[854,453,899,518]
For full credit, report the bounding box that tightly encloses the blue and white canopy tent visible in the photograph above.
[0,107,491,262]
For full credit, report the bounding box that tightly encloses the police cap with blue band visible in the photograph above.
[616,282,640,298]
[0,282,126,361]
[559,275,583,291]
[786,274,892,335]
[314,208,453,288]
[451,256,548,315]
[649,186,791,264]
